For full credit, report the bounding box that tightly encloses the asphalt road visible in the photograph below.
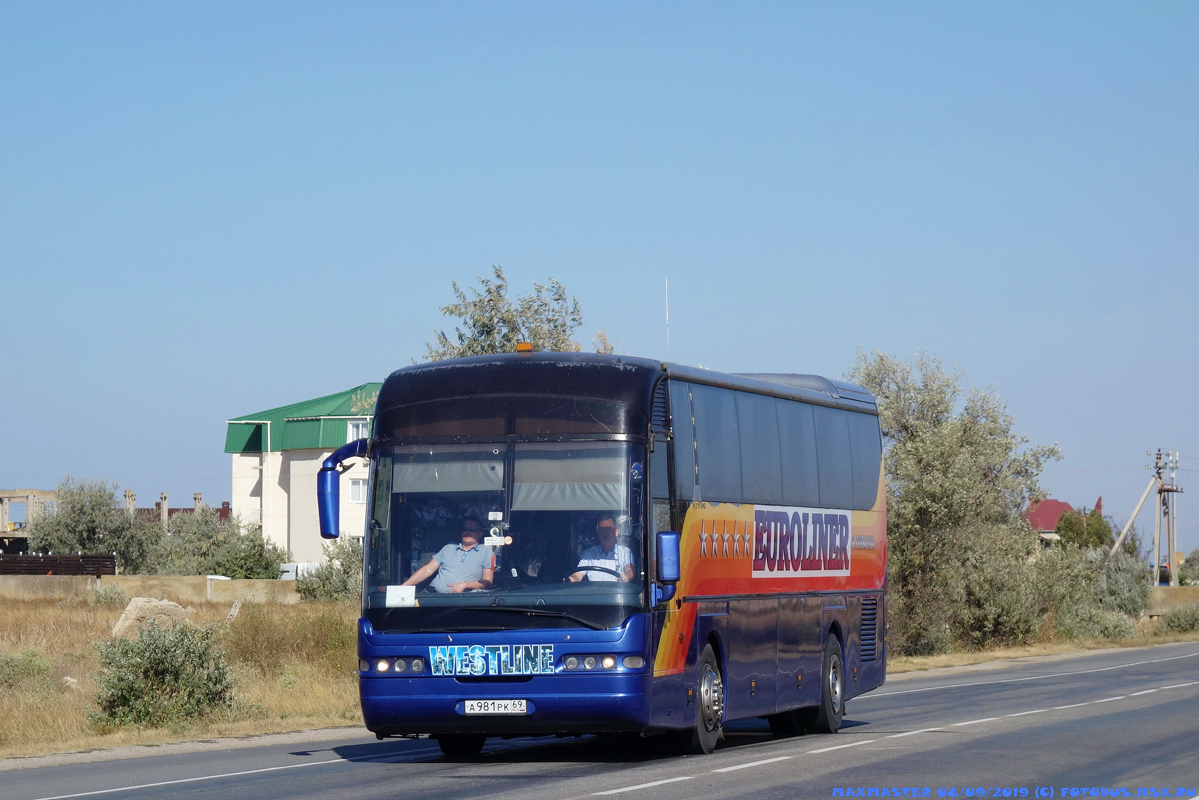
[5,642,1199,800]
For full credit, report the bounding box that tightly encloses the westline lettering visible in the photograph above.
[752,505,851,578]
[429,644,555,676]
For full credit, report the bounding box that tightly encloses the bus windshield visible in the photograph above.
[364,441,647,632]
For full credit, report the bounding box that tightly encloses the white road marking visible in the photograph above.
[887,727,944,738]
[1094,696,1125,703]
[23,749,425,800]
[1053,703,1090,709]
[1160,682,1198,690]
[1006,709,1047,717]
[594,776,694,795]
[951,718,998,727]
[857,650,1199,700]
[1130,689,1158,696]
[807,739,876,754]
[712,756,792,772]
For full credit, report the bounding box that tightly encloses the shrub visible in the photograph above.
[1092,549,1149,616]
[89,583,127,609]
[0,648,53,689]
[886,522,1040,655]
[91,620,234,728]
[154,508,288,579]
[296,539,363,603]
[1157,603,1199,634]
[1055,605,1138,641]
[224,603,357,676]
[1180,550,1199,586]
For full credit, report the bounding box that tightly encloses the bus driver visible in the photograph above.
[402,517,494,593]
[567,515,635,583]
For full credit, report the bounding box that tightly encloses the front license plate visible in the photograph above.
[464,699,527,715]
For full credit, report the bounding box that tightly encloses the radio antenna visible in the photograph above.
[665,270,670,353]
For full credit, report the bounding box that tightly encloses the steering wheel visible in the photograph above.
[575,565,625,581]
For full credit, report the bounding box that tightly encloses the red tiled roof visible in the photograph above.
[1026,499,1074,532]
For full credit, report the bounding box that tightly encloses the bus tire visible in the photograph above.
[435,733,486,759]
[678,643,724,754]
[813,635,844,734]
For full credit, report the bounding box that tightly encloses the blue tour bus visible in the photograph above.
[317,352,887,758]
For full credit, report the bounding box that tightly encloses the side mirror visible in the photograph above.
[653,530,681,605]
[318,438,369,539]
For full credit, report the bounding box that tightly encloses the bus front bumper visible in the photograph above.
[360,673,652,736]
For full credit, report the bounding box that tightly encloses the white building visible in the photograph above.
[225,383,379,562]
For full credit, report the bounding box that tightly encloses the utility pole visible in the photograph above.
[1111,450,1184,587]
[1161,450,1183,586]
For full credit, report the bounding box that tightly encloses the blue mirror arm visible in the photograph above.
[317,438,369,539]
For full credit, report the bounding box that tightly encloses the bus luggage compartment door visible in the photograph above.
[725,598,778,720]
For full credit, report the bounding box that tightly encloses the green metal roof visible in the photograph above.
[224,383,382,454]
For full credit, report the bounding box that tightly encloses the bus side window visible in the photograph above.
[813,405,854,509]
[690,384,742,503]
[847,412,883,510]
[777,399,819,507]
[650,444,670,536]
[670,381,697,503]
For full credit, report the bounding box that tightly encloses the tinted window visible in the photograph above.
[377,396,643,439]
[736,392,782,504]
[669,381,697,502]
[777,399,820,506]
[848,411,883,509]
[691,384,742,503]
[813,405,854,509]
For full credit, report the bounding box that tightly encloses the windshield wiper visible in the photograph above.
[400,625,516,633]
[472,606,607,631]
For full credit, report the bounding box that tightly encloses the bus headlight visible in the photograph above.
[359,659,370,672]
[375,659,391,672]
[564,656,579,670]
[394,659,407,673]
[411,659,425,673]
[601,656,616,670]
[622,656,645,669]
[584,656,597,670]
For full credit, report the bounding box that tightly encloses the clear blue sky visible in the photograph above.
[2,3,1195,552]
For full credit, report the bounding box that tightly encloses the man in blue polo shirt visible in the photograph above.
[402,516,494,593]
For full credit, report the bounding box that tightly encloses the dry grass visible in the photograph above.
[0,599,361,760]
[6,597,1199,760]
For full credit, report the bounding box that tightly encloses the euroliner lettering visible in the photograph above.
[752,506,852,578]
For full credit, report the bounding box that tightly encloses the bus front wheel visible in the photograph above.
[436,733,486,759]
[677,643,724,754]
[812,635,844,734]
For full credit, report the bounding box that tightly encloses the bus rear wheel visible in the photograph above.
[812,635,844,734]
[436,733,486,759]
[676,643,724,754]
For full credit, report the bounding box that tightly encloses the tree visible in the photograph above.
[1055,508,1113,549]
[26,477,161,573]
[154,507,288,579]
[846,350,1062,654]
[848,350,1062,538]
[424,265,612,360]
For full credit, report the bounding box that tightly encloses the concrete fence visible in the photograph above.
[1148,586,1199,616]
[0,574,300,605]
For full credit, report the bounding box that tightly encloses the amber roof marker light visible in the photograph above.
[516,342,534,353]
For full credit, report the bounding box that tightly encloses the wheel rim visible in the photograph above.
[828,656,843,714]
[698,663,724,732]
